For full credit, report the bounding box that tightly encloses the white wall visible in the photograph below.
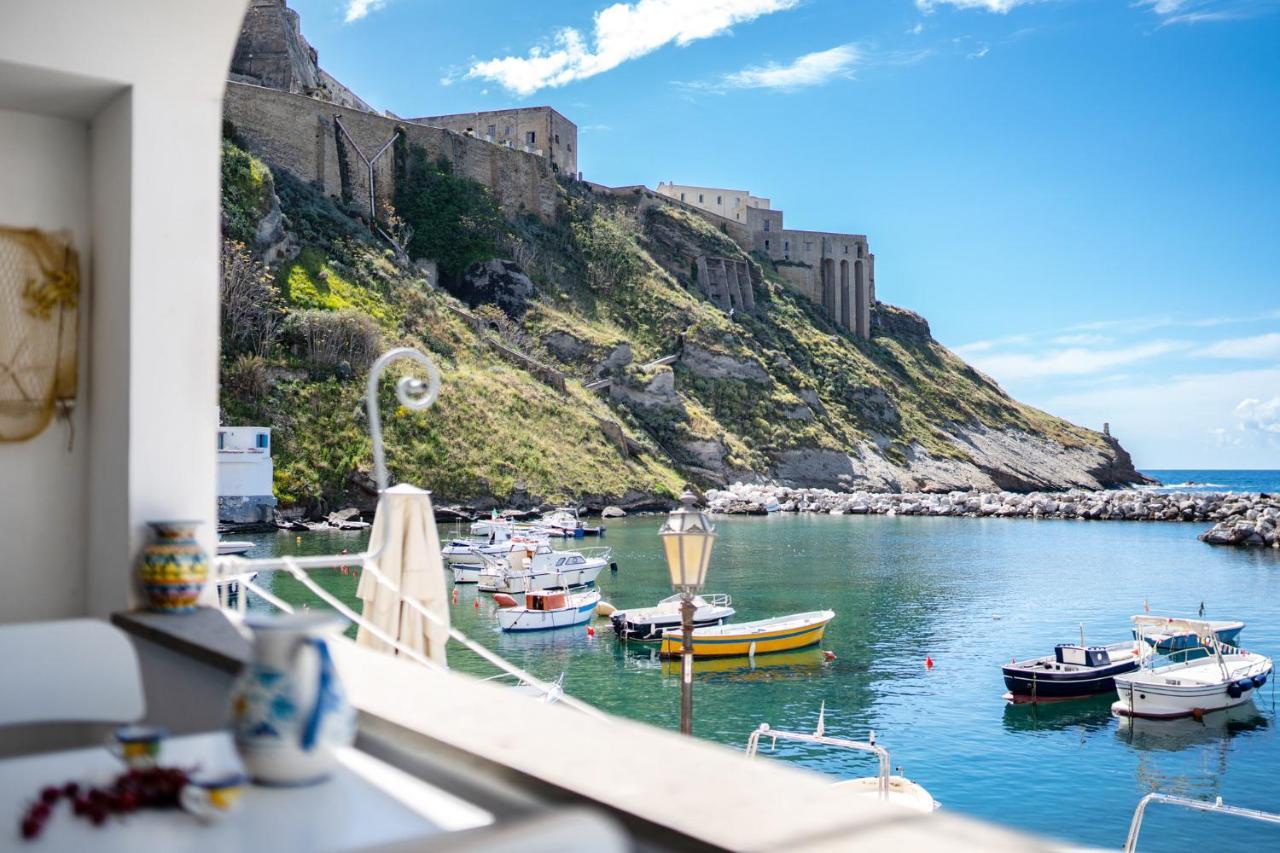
[0,108,90,621]
[0,1,250,621]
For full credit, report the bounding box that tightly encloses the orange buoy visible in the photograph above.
[451,588,459,604]
[492,593,518,608]
[587,625,596,637]
[925,655,934,669]
[473,598,480,609]
[822,650,837,661]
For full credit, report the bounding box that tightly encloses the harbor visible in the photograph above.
[230,509,1280,851]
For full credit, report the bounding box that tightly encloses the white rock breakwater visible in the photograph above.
[704,483,1280,549]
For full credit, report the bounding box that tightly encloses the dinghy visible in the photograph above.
[659,610,834,659]
[746,704,939,813]
[1003,641,1148,703]
[610,593,735,640]
[1112,616,1272,720]
[496,587,602,632]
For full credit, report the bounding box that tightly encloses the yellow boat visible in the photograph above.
[659,610,835,659]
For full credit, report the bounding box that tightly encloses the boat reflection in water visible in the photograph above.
[1001,694,1116,736]
[618,644,831,682]
[1116,703,1269,752]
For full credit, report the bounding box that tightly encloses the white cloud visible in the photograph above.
[953,333,1032,355]
[1041,367,1280,467]
[967,45,990,58]
[909,22,925,34]
[1197,332,1280,359]
[1052,333,1113,346]
[1135,0,1277,25]
[464,0,800,96]
[720,44,862,90]
[964,340,1190,382]
[1235,397,1280,433]
[344,0,386,23]
[917,0,1036,12]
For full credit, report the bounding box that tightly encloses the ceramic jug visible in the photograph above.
[230,613,356,785]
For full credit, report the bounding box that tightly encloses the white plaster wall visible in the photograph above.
[217,456,273,497]
[0,1,250,620]
[0,108,90,621]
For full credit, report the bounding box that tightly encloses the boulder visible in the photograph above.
[601,506,627,518]
[461,259,535,317]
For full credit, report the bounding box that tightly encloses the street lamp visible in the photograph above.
[659,488,716,735]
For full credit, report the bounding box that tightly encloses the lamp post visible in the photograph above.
[659,488,716,735]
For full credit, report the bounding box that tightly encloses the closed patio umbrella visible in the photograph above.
[356,484,449,666]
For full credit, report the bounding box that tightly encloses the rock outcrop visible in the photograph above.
[460,259,535,317]
[705,482,1280,549]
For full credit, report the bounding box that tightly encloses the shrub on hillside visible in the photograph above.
[221,141,273,245]
[220,240,282,357]
[394,145,504,285]
[283,309,382,375]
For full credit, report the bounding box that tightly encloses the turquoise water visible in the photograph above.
[237,514,1280,850]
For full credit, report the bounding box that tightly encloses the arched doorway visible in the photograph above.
[821,258,836,316]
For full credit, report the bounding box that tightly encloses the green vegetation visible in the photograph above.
[219,137,1105,513]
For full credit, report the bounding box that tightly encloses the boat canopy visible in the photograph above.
[1131,616,1226,644]
[1055,644,1112,667]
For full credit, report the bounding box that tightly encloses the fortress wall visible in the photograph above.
[224,82,559,223]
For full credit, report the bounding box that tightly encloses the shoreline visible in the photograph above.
[706,483,1280,549]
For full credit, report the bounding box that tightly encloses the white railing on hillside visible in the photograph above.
[211,347,607,721]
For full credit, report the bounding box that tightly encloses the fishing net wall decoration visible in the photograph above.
[0,226,80,442]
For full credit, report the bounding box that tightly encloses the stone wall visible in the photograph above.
[224,82,560,222]
[407,106,578,176]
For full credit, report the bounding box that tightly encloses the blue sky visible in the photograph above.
[290,0,1279,469]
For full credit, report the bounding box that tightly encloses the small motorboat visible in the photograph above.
[1135,616,1244,653]
[477,544,610,593]
[745,704,939,813]
[496,587,602,632]
[1003,641,1148,703]
[610,593,735,640]
[1112,617,1272,720]
[536,507,606,538]
[217,540,255,556]
[659,610,834,659]
[442,519,547,566]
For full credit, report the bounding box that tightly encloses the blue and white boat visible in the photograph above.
[495,587,601,632]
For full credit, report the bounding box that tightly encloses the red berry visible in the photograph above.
[73,796,90,815]
[21,818,41,839]
[40,786,60,804]
[117,792,138,813]
[88,806,107,825]
[62,782,79,798]
[29,803,50,821]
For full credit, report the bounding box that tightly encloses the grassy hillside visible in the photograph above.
[218,137,1110,513]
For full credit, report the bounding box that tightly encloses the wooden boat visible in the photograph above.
[496,587,601,633]
[659,610,834,659]
[1112,617,1272,720]
[1003,641,1147,703]
[746,704,939,813]
[610,593,735,641]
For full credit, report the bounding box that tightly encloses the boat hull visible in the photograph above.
[1112,656,1272,719]
[497,597,600,632]
[1002,659,1141,702]
[611,612,732,641]
[659,613,833,659]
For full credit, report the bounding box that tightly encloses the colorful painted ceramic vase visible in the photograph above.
[138,521,208,612]
[229,613,356,786]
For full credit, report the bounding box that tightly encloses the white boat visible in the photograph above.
[1112,616,1272,720]
[217,540,254,556]
[442,519,549,566]
[537,507,606,537]
[476,544,610,593]
[745,704,940,813]
[496,587,602,632]
[610,593,735,641]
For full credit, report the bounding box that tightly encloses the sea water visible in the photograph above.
[239,482,1280,850]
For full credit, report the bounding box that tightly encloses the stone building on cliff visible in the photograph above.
[658,181,876,339]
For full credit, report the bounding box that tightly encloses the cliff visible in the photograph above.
[218,137,1148,515]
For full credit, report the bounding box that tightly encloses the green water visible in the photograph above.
[236,514,1280,850]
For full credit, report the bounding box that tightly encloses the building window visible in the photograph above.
[784,241,789,252]
[567,143,572,152]
[217,432,226,450]
[256,433,269,449]
[487,124,496,137]
[805,241,813,251]
[504,125,511,136]
[843,244,849,254]
[716,195,722,205]
[698,194,704,203]
[763,220,770,232]
[765,239,770,250]
[526,131,536,144]
[555,133,560,144]
[680,193,686,201]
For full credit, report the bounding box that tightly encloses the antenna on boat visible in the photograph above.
[814,701,826,737]
[1080,624,1085,647]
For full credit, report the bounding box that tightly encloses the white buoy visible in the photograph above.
[596,601,617,617]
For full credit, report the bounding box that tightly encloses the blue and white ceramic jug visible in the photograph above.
[230,613,356,785]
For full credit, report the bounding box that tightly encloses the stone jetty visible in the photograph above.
[704,483,1280,549]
